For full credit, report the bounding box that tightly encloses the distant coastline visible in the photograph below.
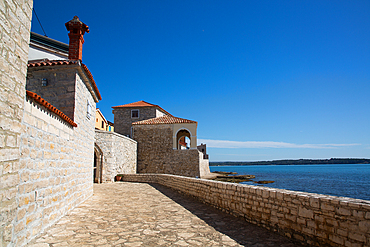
[210,158,370,166]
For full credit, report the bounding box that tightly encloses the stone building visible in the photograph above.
[16,16,101,246]
[113,100,170,137]
[0,11,132,246]
[113,101,210,178]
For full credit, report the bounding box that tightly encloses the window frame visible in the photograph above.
[131,109,139,119]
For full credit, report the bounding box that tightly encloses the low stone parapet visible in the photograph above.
[120,174,370,247]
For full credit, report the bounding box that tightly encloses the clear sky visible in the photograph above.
[31,0,370,161]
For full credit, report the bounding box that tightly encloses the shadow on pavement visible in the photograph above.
[149,183,303,247]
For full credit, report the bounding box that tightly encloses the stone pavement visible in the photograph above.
[30,182,303,247]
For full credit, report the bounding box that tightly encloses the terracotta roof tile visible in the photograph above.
[26,90,77,127]
[132,115,197,125]
[28,59,102,101]
[112,100,172,116]
[112,100,156,108]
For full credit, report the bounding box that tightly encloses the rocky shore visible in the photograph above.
[209,171,275,184]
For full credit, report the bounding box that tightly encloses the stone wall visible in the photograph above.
[113,107,158,137]
[95,130,137,182]
[120,174,370,247]
[11,70,96,246]
[0,0,33,246]
[26,66,77,120]
[133,124,202,177]
[199,151,210,177]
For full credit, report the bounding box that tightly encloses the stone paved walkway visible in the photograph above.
[30,182,303,246]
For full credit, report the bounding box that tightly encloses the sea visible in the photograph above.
[209,164,370,201]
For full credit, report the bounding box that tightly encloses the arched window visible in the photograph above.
[176,129,191,150]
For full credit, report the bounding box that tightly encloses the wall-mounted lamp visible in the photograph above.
[41,78,48,87]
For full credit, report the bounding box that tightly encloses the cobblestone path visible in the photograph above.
[30,182,303,247]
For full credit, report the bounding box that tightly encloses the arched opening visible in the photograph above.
[94,144,103,183]
[176,129,191,150]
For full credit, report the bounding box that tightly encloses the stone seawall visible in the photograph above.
[121,174,370,247]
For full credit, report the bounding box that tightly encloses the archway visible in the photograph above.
[94,143,103,183]
[176,129,191,150]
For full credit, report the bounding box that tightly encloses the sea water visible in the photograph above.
[209,164,370,201]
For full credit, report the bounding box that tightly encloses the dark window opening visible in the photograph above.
[131,110,139,118]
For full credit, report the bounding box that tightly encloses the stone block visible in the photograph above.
[14,221,25,234]
[329,234,344,245]
[337,228,348,237]
[348,232,366,242]
[321,202,334,212]
[2,172,19,188]
[325,218,339,227]
[336,207,351,216]
[364,211,370,219]
[298,207,314,219]
[358,220,370,230]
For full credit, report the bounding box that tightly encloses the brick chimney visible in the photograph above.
[65,16,89,61]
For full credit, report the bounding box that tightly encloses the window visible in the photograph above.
[101,121,104,128]
[87,101,92,119]
[131,109,139,118]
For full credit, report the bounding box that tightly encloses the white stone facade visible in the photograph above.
[11,68,97,246]
[0,0,33,246]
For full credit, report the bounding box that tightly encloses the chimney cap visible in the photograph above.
[65,16,89,34]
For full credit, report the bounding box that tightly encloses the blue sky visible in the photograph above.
[31,0,370,161]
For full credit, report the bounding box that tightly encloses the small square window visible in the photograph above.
[131,109,139,118]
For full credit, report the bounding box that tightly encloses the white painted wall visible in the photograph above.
[28,45,68,61]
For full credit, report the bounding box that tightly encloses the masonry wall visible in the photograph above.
[0,0,33,246]
[133,125,201,177]
[199,152,210,177]
[95,130,137,182]
[12,70,96,246]
[26,66,77,120]
[113,107,158,137]
[120,174,370,247]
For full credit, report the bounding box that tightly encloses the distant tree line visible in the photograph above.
[210,158,370,166]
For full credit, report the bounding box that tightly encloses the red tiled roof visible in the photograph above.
[28,59,102,101]
[132,115,197,125]
[112,100,172,116]
[112,100,156,108]
[26,90,78,127]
